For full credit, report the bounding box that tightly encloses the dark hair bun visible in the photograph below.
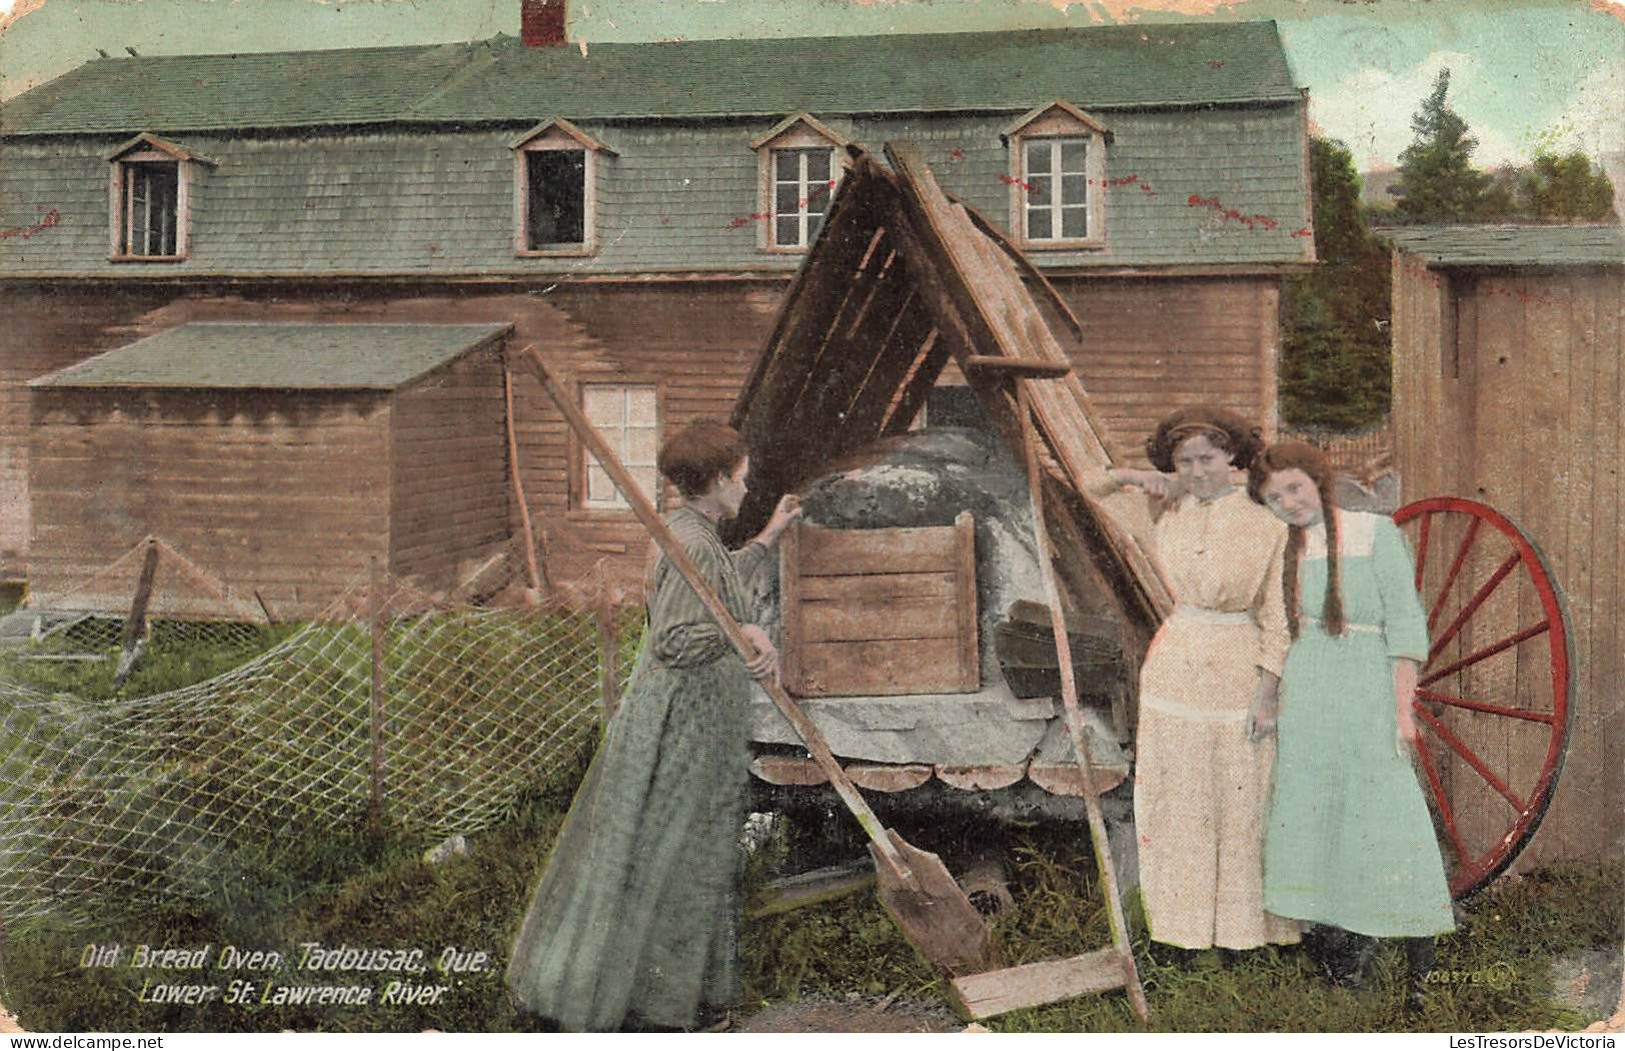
[1145,406,1265,472]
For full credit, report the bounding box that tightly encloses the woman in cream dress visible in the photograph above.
[1101,407,1299,951]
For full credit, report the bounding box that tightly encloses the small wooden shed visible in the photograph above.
[28,322,515,620]
[1388,224,1624,867]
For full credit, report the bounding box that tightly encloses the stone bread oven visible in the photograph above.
[747,427,1135,823]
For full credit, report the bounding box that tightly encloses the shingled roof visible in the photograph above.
[1,21,1299,137]
[1382,225,1625,269]
[30,323,512,390]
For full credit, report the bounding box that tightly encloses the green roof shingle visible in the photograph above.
[1382,225,1625,268]
[1,22,1299,136]
[29,323,512,390]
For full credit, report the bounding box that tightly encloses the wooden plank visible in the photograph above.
[750,755,828,786]
[1510,275,1571,866]
[747,860,876,918]
[796,523,958,576]
[846,764,934,792]
[954,510,980,691]
[798,636,965,696]
[799,596,958,643]
[780,522,804,694]
[950,949,1126,1020]
[962,355,1073,378]
[798,571,957,603]
[1592,269,1618,857]
[936,764,1025,791]
[1027,761,1131,798]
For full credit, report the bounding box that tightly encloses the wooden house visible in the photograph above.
[0,6,1312,593]
[1388,224,1623,867]
[28,322,514,619]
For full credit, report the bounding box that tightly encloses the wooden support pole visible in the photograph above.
[596,587,621,722]
[113,537,162,687]
[504,364,547,598]
[1015,382,1151,1022]
[368,555,387,841]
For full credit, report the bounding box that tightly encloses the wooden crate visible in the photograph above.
[780,512,978,696]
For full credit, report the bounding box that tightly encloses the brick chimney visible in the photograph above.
[521,0,566,48]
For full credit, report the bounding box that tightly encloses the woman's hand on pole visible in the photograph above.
[1394,658,1421,757]
[739,623,780,685]
[1109,467,1175,500]
[1245,671,1280,742]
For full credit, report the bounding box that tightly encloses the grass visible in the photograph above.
[740,825,1621,1033]
[1,788,1615,1033]
[0,614,1614,1032]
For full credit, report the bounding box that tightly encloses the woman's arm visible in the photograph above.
[1394,658,1421,753]
[1370,517,1430,755]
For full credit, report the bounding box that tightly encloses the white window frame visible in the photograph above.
[579,383,660,511]
[511,118,615,258]
[1005,102,1110,251]
[752,113,850,254]
[105,133,211,263]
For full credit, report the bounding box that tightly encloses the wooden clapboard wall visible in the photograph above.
[780,513,978,696]
[1391,250,1623,866]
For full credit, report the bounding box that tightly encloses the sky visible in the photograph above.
[0,0,1621,170]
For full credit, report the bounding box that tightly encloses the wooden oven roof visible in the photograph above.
[730,142,1172,633]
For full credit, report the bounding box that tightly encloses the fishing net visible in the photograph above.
[0,553,642,925]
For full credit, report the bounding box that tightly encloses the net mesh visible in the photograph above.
[0,554,643,926]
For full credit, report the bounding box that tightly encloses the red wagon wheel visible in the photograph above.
[1392,497,1575,900]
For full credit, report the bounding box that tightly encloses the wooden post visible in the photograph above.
[113,537,161,687]
[1015,382,1151,1022]
[596,587,621,722]
[368,556,387,841]
[504,365,547,598]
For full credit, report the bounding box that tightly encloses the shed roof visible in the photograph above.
[1382,224,1625,269]
[29,323,512,391]
[0,22,1299,136]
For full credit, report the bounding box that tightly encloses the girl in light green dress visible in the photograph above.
[1249,441,1453,1007]
[507,421,800,1032]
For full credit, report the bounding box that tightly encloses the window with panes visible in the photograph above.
[119,161,181,257]
[581,384,659,510]
[1022,137,1090,242]
[772,148,835,249]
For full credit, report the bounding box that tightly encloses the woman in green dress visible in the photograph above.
[1248,441,1453,1004]
[507,421,800,1032]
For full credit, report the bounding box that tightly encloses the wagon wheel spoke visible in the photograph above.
[1427,517,1481,631]
[1415,706,1527,812]
[1410,726,1472,868]
[1427,551,1523,666]
[1415,689,1554,724]
[1419,619,1549,688]
[1413,512,1432,592]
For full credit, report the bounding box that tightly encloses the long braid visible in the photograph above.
[1320,478,1345,637]
[1248,439,1345,638]
[1284,525,1303,640]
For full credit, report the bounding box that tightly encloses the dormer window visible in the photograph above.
[511,119,615,257]
[1005,102,1110,250]
[752,114,850,252]
[106,133,212,262]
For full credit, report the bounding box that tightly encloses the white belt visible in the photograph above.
[1300,614,1383,635]
[1140,692,1249,724]
[1170,605,1253,626]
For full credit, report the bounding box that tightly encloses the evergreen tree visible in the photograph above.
[1520,150,1617,220]
[1392,69,1493,223]
[1280,137,1392,430]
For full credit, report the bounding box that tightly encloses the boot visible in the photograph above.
[1403,937,1435,1013]
[1308,926,1376,987]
